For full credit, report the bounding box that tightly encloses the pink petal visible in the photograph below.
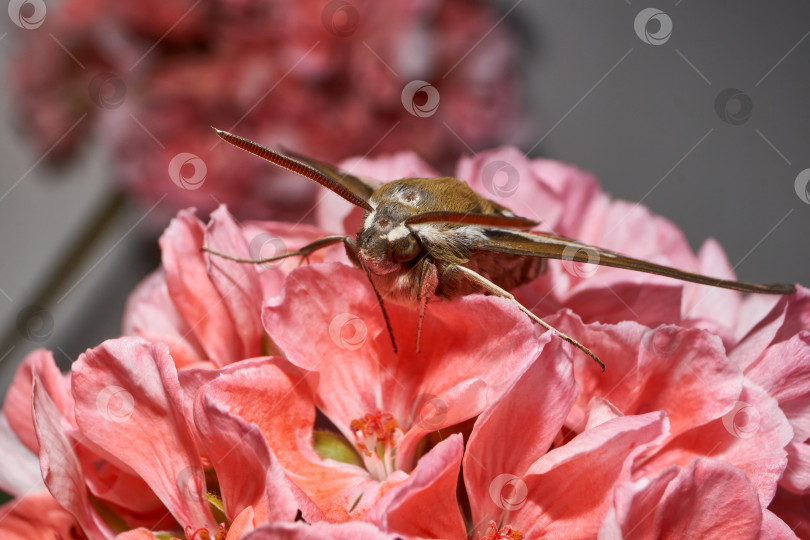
[115,529,158,540]
[554,312,742,439]
[641,381,792,508]
[760,509,799,540]
[71,337,216,530]
[159,208,242,366]
[681,238,742,342]
[600,465,680,539]
[464,338,577,524]
[745,331,810,441]
[202,205,264,360]
[731,286,810,371]
[0,492,80,540]
[244,520,402,540]
[0,412,45,496]
[122,268,207,368]
[263,263,540,469]
[3,348,73,453]
[32,377,113,539]
[651,458,763,539]
[194,361,300,524]
[498,412,669,539]
[780,441,810,493]
[190,357,367,523]
[366,434,466,539]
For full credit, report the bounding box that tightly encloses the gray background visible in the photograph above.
[1,0,808,399]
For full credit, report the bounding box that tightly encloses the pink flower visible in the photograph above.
[9,0,527,220]
[260,262,542,533]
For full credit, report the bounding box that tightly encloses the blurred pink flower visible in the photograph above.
[9,0,527,220]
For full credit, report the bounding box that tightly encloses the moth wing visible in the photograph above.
[476,228,796,295]
[284,149,381,203]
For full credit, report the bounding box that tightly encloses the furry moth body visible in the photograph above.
[204,128,796,371]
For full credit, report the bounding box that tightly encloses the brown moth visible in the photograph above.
[204,128,796,371]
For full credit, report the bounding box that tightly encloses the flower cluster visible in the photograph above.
[9,0,525,220]
[1,148,808,539]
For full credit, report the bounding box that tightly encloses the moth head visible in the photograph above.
[357,199,423,275]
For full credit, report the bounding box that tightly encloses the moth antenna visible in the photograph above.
[451,264,605,371]
[212,128,373,211]
[406,211,538,229]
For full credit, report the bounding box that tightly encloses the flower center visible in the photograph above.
[183,523,227,540]
[349,410,403,480]
[480,520,524,540]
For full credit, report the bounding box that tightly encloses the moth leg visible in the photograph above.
[342,238,399,355]
[415,261,439,353]
[450,264,605,372]
[201,235,350,265]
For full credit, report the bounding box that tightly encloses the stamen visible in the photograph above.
[481,520,524,540]
[349,411,399,457]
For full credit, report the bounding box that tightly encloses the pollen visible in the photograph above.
[480,520,524,540]
[183,523,227,540]
[350,410,399,457]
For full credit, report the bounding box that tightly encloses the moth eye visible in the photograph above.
[392,235,420,263]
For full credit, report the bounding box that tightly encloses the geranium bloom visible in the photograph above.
[9,0,526,220]
[2,147,808,539]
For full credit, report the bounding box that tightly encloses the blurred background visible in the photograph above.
[1,0,809,401]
